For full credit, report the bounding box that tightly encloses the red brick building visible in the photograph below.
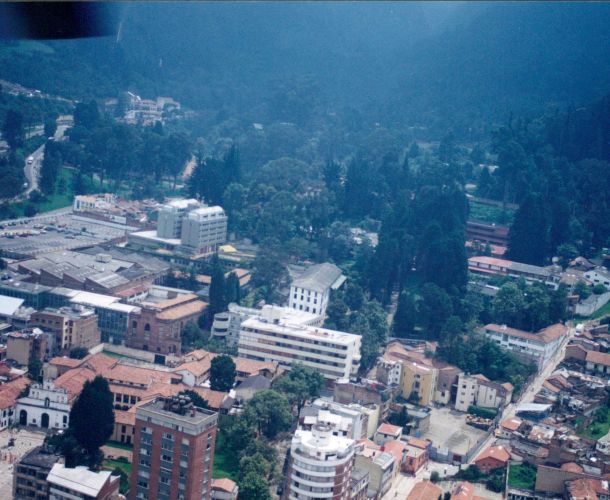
[473,445,511,473]
[129,395,218,500]
[127,294,206,355]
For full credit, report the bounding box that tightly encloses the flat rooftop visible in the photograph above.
[242,316,361,345]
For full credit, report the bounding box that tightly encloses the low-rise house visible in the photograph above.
[451,481,493,500]
[374,422,402,445]
[403,438,429,475]
[211,478,238,500]
[408,480,442,499]
[585,350,610,374]
[13,445,62,500]
[473,445,511,473]
[172,354,212,386]
[0,376,29,430]
[46,464,120,500]
[565,477,610,500]
[497,417,523,439]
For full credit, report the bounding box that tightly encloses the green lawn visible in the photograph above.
[106,440,133,451]
[102,459,132,476]
[579,408,610,440]
[212,433,238,481]
[469,200,514,225]
[591,300,610,320]
[508,462,537,490]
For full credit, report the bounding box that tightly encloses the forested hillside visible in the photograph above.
[2,2,610,141]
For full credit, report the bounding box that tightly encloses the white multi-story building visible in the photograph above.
[211,303,321,346]
[238,308,361,380]
[180,206,228,254]
[454,373,513,412]
[157,198,201,239]
[289,263,345,318]
[287,424,355,500]
[481,323,567,369]
[16,380,70,430]
[300,399,369,440]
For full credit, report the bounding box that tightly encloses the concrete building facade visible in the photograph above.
[30,306,100,354]
[286,424,355,500]
[288,263,345,318]
[239,308,361,381]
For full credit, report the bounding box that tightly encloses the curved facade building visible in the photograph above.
[287,424,355,500]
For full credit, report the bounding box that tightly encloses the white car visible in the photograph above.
[27,156,34,164]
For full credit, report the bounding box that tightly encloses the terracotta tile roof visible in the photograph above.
[232,357,279,377]
[114,410,135,426]
[473,374,490,382]
[451,481,475,500]
[185,349,209,361]
[382,439,407,464]
[356,438,380,450]
[586,350,610,367]
[561,462,584,473]
[173,358,211,379]
[500,417,522,431]
[474,445,510,465]
[54,367,97,402]
[407,437,430,450]
[377,423,402,436]
[82,353,118,373]
[101,364,181,388]
[212,478,238,493]
[49,357,82,368]
[484,323,567,345]
[190,387,230,410]
[149,294,198,310]
[0,377,30,409]
[567,478,610,500]
[408,481,442,500]
[156,300,206,320]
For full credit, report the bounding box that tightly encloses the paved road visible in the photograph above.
[466,325,575,463]
[22,121,71,199]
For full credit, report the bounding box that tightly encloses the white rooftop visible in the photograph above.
[164,198,200,210]
[130,230,181,245]
[242,316,361,345]
[0,295,24,316]
[47,464,114,497]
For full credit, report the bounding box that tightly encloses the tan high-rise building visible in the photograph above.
[30,306,100,354]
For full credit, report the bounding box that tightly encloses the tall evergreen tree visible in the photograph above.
[393,291,416,338]
[209,260,227,318]
[2,109,25,150]
[507,193,550,265]
[69,376,114,466]
[225,272,241,305]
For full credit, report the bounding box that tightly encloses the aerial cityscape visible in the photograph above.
[0,2,609,500]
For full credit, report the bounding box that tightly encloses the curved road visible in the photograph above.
[21,121,71,199]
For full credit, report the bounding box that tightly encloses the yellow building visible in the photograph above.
[400,361,438,406]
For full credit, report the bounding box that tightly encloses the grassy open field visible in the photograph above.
[508,462,537,490]
[212,433,238,481]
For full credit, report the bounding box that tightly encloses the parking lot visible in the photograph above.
[420,407,488,455]
[0,211,131,258]
[0,428,46,499]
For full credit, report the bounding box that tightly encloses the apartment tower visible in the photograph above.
[130,395,218,500]
[286,423,355,500]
